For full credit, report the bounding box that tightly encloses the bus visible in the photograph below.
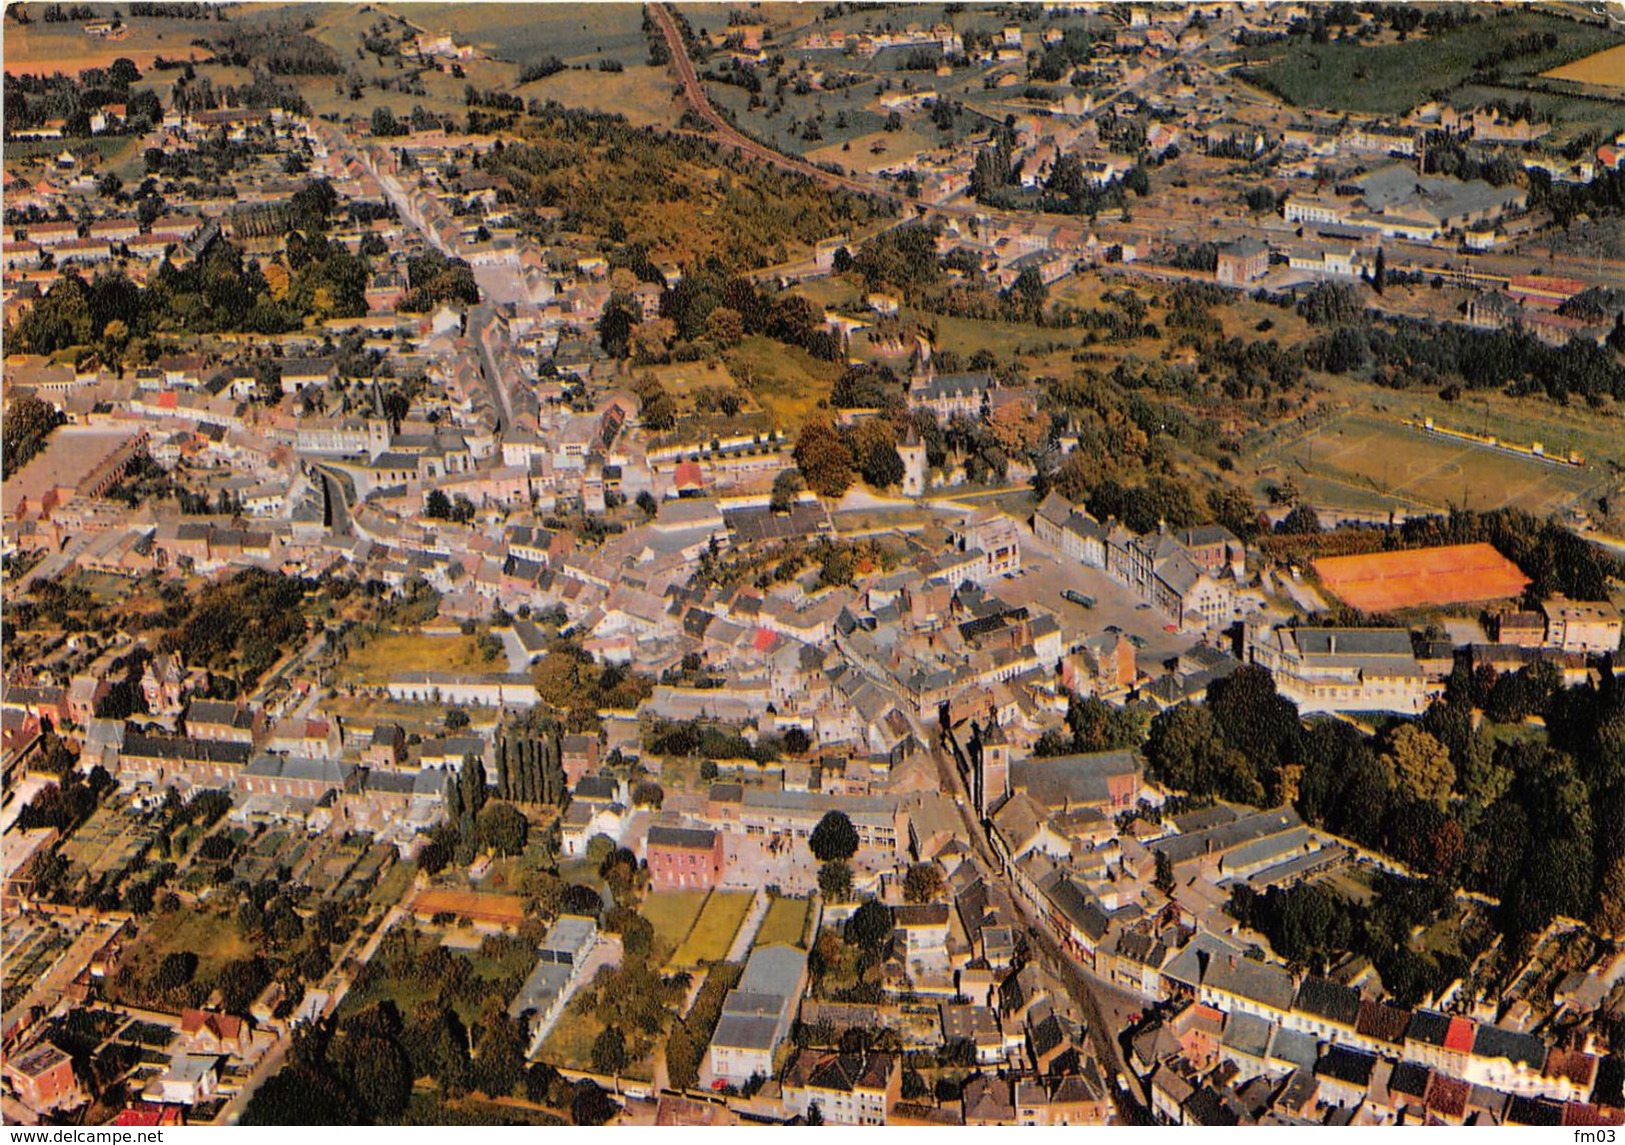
[1061,590,1096,608]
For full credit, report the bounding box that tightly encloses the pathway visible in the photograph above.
[722,888,769,964]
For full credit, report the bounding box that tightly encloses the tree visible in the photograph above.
[770,468,805,514]
[903,862,944,904]
[1276,503,1322,535]
[793,419,856,497]
[845,899,892,952]
[1381,725,1455,808]
[702,305,744,347]
[476,801,528,856]
[3,393,66,474]
[809,810,859,861]
[631,780,664,809]
[444,706,470,731]
[334,1030,412,1121]
[571,1081,619,1125]
[1207,666,1301,796]
[818,859,853,902]
[783,726,811,755]
[425,489,452,519]
[1154,851,1175,895]
[598,290,642,358]
[590,1025,628,1078]
[636,489,659,518]
[851,419,904,488]
[986,399,1048,456]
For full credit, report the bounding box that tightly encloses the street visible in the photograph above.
[926,739,1154,1125]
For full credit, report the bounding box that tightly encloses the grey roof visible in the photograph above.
[541,914,598,959]
[1471,1024,1546,1070]
[1294,976,1361,1028]
[711,1012,781,1051]
[1221,1010,1273,1058]
[738,943,808,999]
[121,733,251,766]
[508,959,570,1019]
[1009,749,1139,809]
[1267,1026,1321,1073]
[647,825,716,850]
[1204,954,1298,1012]
[1292,627,1415,657]
[245,755,354,785]
[1154,807,1301,867]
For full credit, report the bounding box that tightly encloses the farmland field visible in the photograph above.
[1544,42,1625,90]
[1258,411,1601,517]
[1,15,215,76]
[668,890,753,967]
[1241,10,1623,120]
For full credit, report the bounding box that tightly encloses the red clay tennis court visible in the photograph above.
[1314,542,1530,611]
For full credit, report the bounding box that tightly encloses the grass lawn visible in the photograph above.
[369,859,417,909]
[754,896,811,949]
[405,1089,565,1126]
[125,908,252,980]
[336,630,498,685]
[727,335,841,432]
[669,891,753,967]
[641,890,707,961]
[538,1002,593,1067]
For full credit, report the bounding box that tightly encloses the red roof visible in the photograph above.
[673,460,704,490]
[156,390,179,409]
[752,626,780,653]
[1443,1016,1476,1054]
[113,1104,183,1127]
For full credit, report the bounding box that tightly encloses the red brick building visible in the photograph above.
[3,1041,80,1112]
[646,825,725,891]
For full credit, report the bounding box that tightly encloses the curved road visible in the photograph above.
[648,2,902,204]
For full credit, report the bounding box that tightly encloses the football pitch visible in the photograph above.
[1265,413,1599,516]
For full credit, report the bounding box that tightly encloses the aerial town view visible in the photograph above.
[2,0,1624,1132]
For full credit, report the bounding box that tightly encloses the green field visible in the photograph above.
[669,890,753,967]
[726,335,842,432]
[1242,10,1623,121]
[1258,411,1602,517]
[518,63,679,129]
[641,889,707,960]
[754,896,811,949]
[385,3,649,70]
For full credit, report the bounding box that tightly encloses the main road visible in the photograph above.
[924,732,1154,1124]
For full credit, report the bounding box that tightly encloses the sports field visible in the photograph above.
[1315,543,1529,612]
[1268,413,1598,516]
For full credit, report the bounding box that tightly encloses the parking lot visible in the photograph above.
[993,527,1197,670]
